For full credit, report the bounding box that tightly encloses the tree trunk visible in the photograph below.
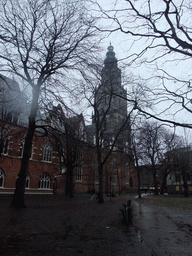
[65,164,74,198]
[69,166,73,198]
[11,86,40,208]
[135,157,141,198]
[96,132,104,203]
[65,170,70,196]
[98,163,104,203]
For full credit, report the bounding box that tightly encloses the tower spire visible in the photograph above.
[104,43,117,68]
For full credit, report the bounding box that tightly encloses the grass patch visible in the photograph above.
[141,195,192,213]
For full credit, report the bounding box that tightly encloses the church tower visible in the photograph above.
[95,44,130,149]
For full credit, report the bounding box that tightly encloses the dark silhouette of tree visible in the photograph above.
[137,121,167,195]
[130,127,142,198]
[48,105,86,198]
[160,132,184,194]
[95,0,192,129]
[84,74,134,203]
[0,0,100,208]
[166,146,191,197]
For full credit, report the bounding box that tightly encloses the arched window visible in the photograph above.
[38,173,50,189]
[93,135,96,145]
[42,143,52,162]
[19,139,32,159]
[0,169,4,187]
[25,173,30,188]
[19,139,25,157]
[0,129,9,155]
[175,172,181,184]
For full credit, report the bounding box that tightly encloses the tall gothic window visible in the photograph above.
[0,169,4,187]
[42,143,52,162]
[93,135,96,145]
[175,171,181,184]
[25,173,30,188]
[38,173,50,189]
[19,139,32,159]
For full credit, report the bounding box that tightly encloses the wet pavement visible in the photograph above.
[132,199,192,256]
[0,194,192,255]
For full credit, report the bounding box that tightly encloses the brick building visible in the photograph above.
[0,45,137,195]
[0,121,59,194]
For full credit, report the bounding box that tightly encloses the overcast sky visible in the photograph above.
[91,0,192,142]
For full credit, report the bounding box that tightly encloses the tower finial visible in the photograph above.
[107,43,114,52]
[104,43,117,67]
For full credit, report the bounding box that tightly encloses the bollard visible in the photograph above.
[127,199,132,224]
[119,200,132,225]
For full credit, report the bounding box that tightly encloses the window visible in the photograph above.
[19,139,32,159]
[42,143,52,162]
[38,173,50,189]
[175,171,181,184]
[0,129,9,155]
[126,164,129,184]
[124,141,129,154]
[61,167,66,174]
[76,150,83,182]
[19,140,25,157]
[93,135,96,145]
[0,169,4,187]
[60,154,66,173]
[25,173,30,188]
[79,121,84,138]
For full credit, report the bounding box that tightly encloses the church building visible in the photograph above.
[0,45,137,195]
[95,44,130,148]
[87,44,137,193]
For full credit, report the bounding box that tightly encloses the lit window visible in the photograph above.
[61,167,66,173]
[19,139,32,159]
[42,143,52,162]
[38,173,50,189]
[0,169,4,187]
[19,140,25,157]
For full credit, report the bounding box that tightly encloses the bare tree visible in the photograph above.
[160,131,184,194]
[48,105,86,198]
[83,48,134,203]
[0,75,28,159]
[0,0,100,208]
[94,0,192,129]
[165,144,191,197]
[130,126,142,198]
[137,121,167,195]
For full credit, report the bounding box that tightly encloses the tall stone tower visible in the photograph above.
[95,44,130,149]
